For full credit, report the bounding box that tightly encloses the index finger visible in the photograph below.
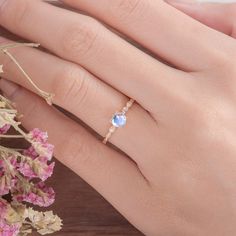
[61,0,236,71]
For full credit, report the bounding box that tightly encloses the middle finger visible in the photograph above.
[61,0,236,71]
[0,0,189,112]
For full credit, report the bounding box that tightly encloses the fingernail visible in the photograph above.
[0,79,20,99]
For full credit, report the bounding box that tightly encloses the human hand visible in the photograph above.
[0,1,236,235]
[166,0,236,38]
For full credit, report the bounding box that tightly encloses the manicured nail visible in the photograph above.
[0,79,20,98]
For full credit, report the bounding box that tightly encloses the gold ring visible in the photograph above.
[103,98,134,144]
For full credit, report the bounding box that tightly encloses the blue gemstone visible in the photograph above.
[112,113,127,127]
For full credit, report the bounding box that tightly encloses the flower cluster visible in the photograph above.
[0,96,62,235]
[0,43,61,235]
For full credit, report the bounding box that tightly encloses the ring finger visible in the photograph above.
[0,38,158,163]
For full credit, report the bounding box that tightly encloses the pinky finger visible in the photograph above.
[0,78,151,227]
[166,1,236,38]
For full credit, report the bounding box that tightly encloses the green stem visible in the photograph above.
[0,149,35,189]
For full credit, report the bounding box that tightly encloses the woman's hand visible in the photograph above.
[0,0,236,235]
[166,0,236,38]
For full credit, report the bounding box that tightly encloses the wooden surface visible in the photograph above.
[42,160,142,236]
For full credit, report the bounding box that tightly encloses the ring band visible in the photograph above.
[103,98,135,144]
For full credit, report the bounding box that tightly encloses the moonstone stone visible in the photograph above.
[112,113,127,127]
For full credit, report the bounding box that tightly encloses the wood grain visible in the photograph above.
[39,160,142,236]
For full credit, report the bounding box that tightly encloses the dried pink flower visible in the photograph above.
[23,146,38,160]
[28,128,48,143]
[0,42,62,235]
[0,124,11,134]
[18,159,55,181]
[32,142,54,161]
[0,220,21,236]
[13,182,55,207]
[0,199,7,218]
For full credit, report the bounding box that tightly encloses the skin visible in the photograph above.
[0,0,236,235]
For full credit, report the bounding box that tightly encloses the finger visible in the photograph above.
[0,38,158,164]
[60,0,235,71]
[165,1,236,38]
[0,78,151,225]
[0,0,189,112]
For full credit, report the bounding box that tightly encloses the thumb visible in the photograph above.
[165,0,236,38]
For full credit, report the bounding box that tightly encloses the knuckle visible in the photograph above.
[61,18,102,59]
[0,0,29,27]
[54,65,90,109]
[111,0,145,21]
